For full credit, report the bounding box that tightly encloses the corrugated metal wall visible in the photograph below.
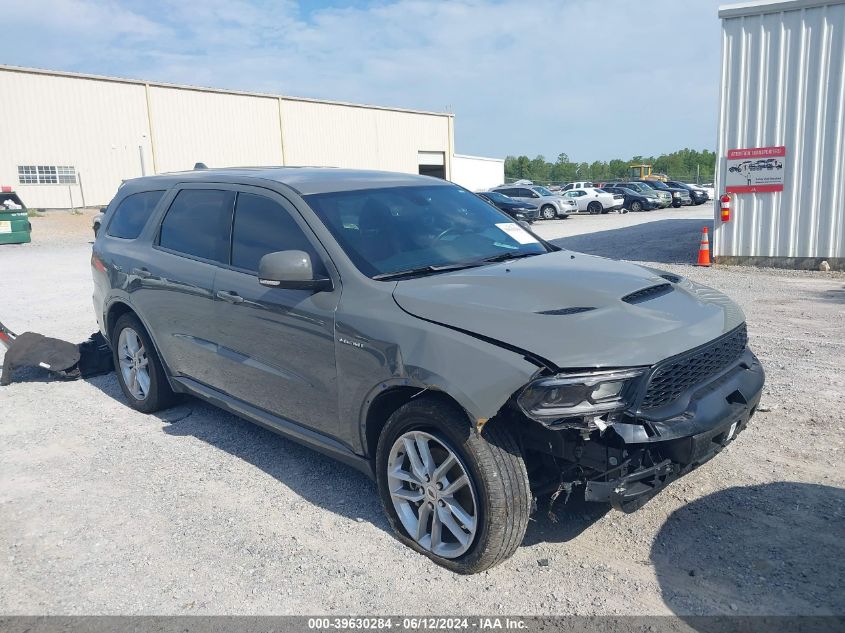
[0,69,151,208]
[715,0,845,268]
[0,67,453,209]
[279,99,451,175]
[149,86,283,174]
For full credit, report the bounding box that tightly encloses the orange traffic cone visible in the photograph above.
[696,227,712,267]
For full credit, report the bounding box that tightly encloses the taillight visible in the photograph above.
[91,253,107,273]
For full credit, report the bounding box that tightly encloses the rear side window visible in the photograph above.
[231,193,325,274]
[106,190,164,239]
[159,189,235,262]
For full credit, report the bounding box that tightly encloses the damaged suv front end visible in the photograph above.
[515,322,762,512]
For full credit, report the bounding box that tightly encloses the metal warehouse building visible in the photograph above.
[0,65,503,209]
[715,0,845,270]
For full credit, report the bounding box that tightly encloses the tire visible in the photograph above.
[672,200,682,208]
[630,201,642,213]
[376,397,530,574]
[588,201,602,215]
[112,313,177,413]
[540,205,556,220]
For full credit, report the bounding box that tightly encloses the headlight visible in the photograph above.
[517,369,645,423]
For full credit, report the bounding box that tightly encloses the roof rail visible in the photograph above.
[194,162,208,170]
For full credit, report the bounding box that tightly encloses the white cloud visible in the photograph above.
[2,0,724,160]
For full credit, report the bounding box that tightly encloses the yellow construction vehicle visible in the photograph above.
[628,164,667,181]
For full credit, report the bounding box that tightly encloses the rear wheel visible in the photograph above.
[540,205,556,220]
[112,313,177,413]
[376,398,530,574]
[588,201,602,215]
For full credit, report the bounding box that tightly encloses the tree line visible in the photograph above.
[504,148,717,185]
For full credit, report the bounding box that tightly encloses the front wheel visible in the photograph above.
[376,398,530,574]
[540,205,556,220]
[630,201,642,212]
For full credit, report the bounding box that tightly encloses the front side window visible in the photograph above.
[159,189,235,262]
[305,184,550,278]
[231,192,324,274]
[532,187,554,197]
[107,190,165,239]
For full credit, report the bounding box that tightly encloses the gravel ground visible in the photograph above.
[1,209,843,616]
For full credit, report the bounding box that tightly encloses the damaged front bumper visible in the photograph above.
[522,348,764,513]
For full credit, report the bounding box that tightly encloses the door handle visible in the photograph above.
[216,290,245,304]
[131,267,151,279]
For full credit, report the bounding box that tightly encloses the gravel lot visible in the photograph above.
[1,208,843,616]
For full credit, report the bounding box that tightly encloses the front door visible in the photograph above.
[210,188,341,437]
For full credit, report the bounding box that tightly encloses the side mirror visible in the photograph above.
[258,250,333,292]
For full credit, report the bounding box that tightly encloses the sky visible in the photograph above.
[2,0,726,163]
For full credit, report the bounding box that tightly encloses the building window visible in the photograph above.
[17,166,38,184]
[37,166,57,184]
[17,165,76,185]
[57,166,77,184]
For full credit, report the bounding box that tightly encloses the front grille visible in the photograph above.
[641,324,748,410]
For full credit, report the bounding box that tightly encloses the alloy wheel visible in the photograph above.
[118,327,150,400]
[541,206,555,220]
[387,431,478,559]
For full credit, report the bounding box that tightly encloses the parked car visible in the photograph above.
[560,187,623,214]
[92,167,764,573]
[477,191,539,223]
[602,186,660,212]
[665,181,708,205]
[605,182,670,208]
[561,181,594,191]
[92,207,106,237]
[629,179,692,208]
[693,183,716,200]
[492,184,576,219]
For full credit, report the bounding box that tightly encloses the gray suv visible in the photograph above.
[491,185,576,219]
[92,167,764,573]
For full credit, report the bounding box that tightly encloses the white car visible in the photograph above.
[560,187,624,214]
[562,181,594,191]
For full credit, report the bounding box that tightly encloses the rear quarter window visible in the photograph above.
[106,190,165,239]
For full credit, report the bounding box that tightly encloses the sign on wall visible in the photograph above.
[725,146,785,193]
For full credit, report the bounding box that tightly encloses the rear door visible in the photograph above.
[210,187,341,436]
[133,185,235,385]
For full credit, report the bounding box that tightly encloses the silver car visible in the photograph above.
[492,184,576,219]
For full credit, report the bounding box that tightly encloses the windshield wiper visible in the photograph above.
[477,251,540,264]
[373,262,482,281]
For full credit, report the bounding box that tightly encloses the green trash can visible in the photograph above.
[0,191,32,245]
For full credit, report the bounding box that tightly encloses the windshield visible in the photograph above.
[532,186,553,197]
[484,191,510,203]
[647,180,670,190]
[305,185,550,279]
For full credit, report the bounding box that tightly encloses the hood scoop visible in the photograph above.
[536,307,596,316]
[622,283,673,304]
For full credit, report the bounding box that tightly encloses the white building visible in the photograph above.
[0,65,501,209]
[715,0,845,270]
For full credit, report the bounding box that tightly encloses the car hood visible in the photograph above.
[392,251,745,369]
